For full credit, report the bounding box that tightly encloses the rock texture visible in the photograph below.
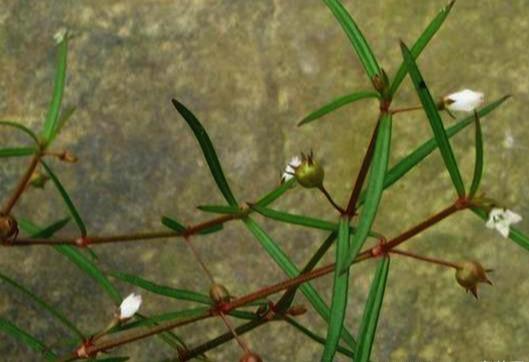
[1,0,528,361]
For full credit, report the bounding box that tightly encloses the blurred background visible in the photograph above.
[1,0,529,360]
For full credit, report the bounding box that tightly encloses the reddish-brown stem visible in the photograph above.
[380,202,464,253]
[10,214,238,246]
[390,105,423,115]
[318,185,345,214]
[218,312,250,353]
[57,312,211,362]
[184,236,215,283]
[389,249,460,269]
[1,153,41,215]
[345,120,380,217]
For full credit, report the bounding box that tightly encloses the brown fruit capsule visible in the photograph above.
[239,351,263,362]
[0,214,18,243]
[455,260,493,299]
[60,151,78,163]
[209,283,230,304]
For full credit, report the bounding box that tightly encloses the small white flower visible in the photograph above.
[281,156,301,182]
[119,293,142,320]
[53,28,68,45]
[485,208,522,238]
[443,89,484,112]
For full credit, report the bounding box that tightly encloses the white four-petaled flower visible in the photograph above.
[485,208,522,238]
[119,293,142,320]
[281,156,302,182]
[444,89,484,112]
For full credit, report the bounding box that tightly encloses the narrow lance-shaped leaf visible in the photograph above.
[42,31,69,145]
[400,41,465,197]
[0,271,85,340]
[298,91,379,126]
[471,208,529,253]
[110,271,212,305]
[0,147,36,158]
[0,318,57,361]
[285,317,354,359]
[469,111,484,198]
[344,113,392,271]
[322,217,351,361]
[40,160,87,236]
[243,217,357,349]
[171,99,238,206]
[161,216,186,233]
[389,1,455,96]
[323,0,381,79]
[355,256,390,362]
[255,178,295,207]
[250,204,337,231]
[356,96,509,207]
[0,120,40,144]
[197,204,241,215]
[18,218,122,304]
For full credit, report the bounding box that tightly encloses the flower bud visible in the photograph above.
[372,68,390,96]
[59,151,78,163]
[294,151,324,188]
[118,293,142,320]
[239,351,263,362]
[455,260,492,299]
[441,89,484,113]
[29,170,50,189]
[287,304,307,316]
[209,283,231,304]
[0,214,18,243]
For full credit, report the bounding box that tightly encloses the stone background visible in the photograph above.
[1,0,529,361]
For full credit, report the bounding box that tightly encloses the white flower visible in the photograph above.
[281,156,301,182]
[53,28,68,44]
[485,208,522,238]
[443,89,484,112]
[119,293,142,320]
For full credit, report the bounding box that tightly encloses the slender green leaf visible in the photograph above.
[344,113,392,270]
[20,218,121,304]
[117,307,210,332]
[0,120,40,144]
[323,0,381,79]
[389,1,455,96]
[0,147,36,158]
[298,91,379,126]
[400,42,465,196]
[56,105,76,137]
[355,256,390,362]
[42,32,69,145]
[361,96,509,206]
[255,178,295,207]
[171,99,238,206]
[161,216,186,233]
[0,271,84,340]
[243,217,357,349]
[471,208,529,252]
[40,160,87,236]
[251,204,337,231]
[0,317,57,361]
[469,112,484,198]
[322,217,350,361]
[110,271,212,305]
[54,245,121,303]
[286,317,354,358]
[20,217,70,238]
[198,223,224,235]
[91,357,129,362]
[197,204,241,215]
